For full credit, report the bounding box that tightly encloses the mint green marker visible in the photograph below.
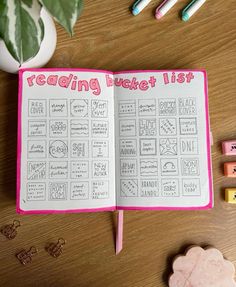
[132,0,152,16]
[182,0,206,21]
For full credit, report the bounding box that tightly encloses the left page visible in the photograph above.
[17,69,116,214]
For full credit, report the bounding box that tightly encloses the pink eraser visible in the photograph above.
[222,140,236,155]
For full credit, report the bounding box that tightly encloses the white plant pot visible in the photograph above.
[0,8,57,74]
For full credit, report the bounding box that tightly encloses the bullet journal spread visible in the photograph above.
[17,69,213,214]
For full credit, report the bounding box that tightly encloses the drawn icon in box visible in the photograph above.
[28,120,47,137]
[159,118,177,136]
[70,182,89,200]
[180,138,198,155]
[92,140,109,158]
[120,139,137,157]
[92,161,109,178]
[182,179,201,196]
[27,182,46,201]
[49,99,68,117]
[120,159,137,177]
[140,159,158,176]
[27,162,46,180]
[119,119,136,137]
[49,120,68,137]
[91,100,108,118]
[181,158,199,176]
[179,98,197,115]
[71,140,89,158]
[119,100,136,117]
[92,121,109,138]
[138,99,156,116]
[92,181,109,199]
[179,118,197,135]
[28,140,46,158]
[161,179,179,197]
[70,120,89,137]
[159,138,177,156]
[49,182,67,200]
[120,179,138,197]
[140,139,157,156]
[158,99,176,116]
[70,99,88,117]
[161,158,178,176]
[49,161,68,179]
[139,119,157,136]
[71,161,89,179]
[140,179,159,197]
[28,99,46,117]
[49,140,68,158]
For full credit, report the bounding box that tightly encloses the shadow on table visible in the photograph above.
[0,73,18,200]
[110,211,117,252]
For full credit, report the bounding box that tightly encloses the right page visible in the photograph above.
[114,70,213,210]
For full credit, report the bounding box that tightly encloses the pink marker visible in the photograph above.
[155,0,178,19]
[222,140,236,155]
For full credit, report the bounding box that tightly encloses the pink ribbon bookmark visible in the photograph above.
[116,210,124,255]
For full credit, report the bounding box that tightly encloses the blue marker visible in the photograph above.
[182,0,206,21]
[132,0,152,16]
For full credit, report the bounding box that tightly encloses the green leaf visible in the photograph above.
[40,0,83,36]
[0,0,44,64]
[77,0,83,19]
[22,0,33,7]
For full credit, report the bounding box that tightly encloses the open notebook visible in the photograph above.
[17,69,213,214]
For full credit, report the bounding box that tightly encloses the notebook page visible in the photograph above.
[17,69,116,213]
[114,70,213,209]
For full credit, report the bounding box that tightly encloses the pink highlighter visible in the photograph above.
[155,0,178,19]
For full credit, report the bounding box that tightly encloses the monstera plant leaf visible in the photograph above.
[39,0,83,35]
[0,0,44,64]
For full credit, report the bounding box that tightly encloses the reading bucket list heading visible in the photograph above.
[26,72,195,96]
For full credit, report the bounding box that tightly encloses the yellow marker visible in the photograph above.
[225,188,236,203]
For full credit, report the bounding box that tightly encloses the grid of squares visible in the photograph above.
[26,99,110,202]
[118,98,201,198]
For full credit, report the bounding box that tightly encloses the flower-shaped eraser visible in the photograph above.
[169,246,236,287]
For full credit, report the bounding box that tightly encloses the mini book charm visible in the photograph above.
[222,140,236,155]
[225,188,236,203]
[0,220,21,240]
[46,238,66,258]
[16,246,38,265]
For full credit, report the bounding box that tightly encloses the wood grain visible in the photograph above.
[0,0,236,286]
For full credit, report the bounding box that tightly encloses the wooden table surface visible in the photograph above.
[0,1,236,286]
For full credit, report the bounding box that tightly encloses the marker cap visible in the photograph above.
[182,12,190,21]
[155,11,163,19]
[132,8,139,15]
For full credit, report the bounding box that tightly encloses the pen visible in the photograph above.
[155,0,178,19]
[132,0,152,16]
[182,0,206,21]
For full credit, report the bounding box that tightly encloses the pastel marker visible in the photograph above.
[132,0,152,16]
[182,0,206,22]
[155,0,178,20]
[225,188,236,204]
[222,140,236,155]
[224,162,236,178]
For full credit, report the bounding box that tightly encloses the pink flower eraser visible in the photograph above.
[169,246,236,287]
